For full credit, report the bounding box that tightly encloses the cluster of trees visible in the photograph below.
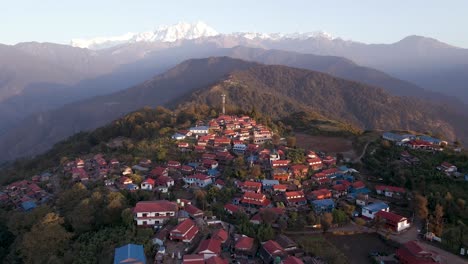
[365,141,468,252]
[364,141,468,225]
[0,180,157,263]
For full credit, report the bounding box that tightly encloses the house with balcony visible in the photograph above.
[133,200,178,227]
[285,191,307,206]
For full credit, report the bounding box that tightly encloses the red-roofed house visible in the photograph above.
[290,164,309,178]
[309,189,332,200]
[167,160,181,169]
[438,162,457,174]
[170,218,199,243]
[241,192,270,208]
[396,241,439,264]
[282,256,304,264]
[375,185,406,198]
[285,191,307,206]
[224,203,241,215]
[322,156,336,166]
[133,200,178,226]
[119,176,133,185]
[235,236,255,257]
[213,137,231,147]
[140,178,155,190]
[271,160,290,168]
[212,229,228,244]
[206,256,228,264]
[150,167,169,178]
[184,203,204,218]
[250,213,262,225]
[375,211,411,232]
[405,140,434,150]
[155,175,175,188]
[215,179,225,189]
[181,165,194,174]
[194,145,206,153]
[202,153,217,160]
[307,158,323,170]
[184,174,212,187]
[178,142,190,149]
[332,184,348,198]
[352,181,366,190]
[183,254,205,264]
[259,240,286,264]
[312,173,328,184]
[242,181,262,193]
[307,151,318,159]
[273,184,288,192]
[322,168,339,177]
[197,238,222,259]
[273,169,291,182]
[202,159,219,169]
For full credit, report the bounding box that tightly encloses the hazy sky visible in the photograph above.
[2,0,468,47]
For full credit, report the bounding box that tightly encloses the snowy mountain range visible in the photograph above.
[71,21,334,49]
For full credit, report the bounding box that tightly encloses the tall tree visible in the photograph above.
[431,204,444,237]
[250,165,263,179]
[415,194,429,220]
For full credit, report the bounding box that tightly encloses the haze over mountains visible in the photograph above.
[1,57,468,161]
[1,21,468,161]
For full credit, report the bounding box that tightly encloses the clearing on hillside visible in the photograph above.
[295,133,356,159]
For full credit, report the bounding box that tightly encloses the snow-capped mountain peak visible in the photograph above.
[71,21,219,49]
[70,22,334,49]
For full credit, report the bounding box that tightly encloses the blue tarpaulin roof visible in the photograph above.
[114,244,146,264]
[350,188,370,194]
[311,199,335,207]
[21,201,37,211]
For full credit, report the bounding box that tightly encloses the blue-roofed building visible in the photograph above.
[187,162,199,168]
[207,168,220,177]
[338,166,359,174]
[21,201,37,211]
[349,187,370,195]
[114,244,146,264]
[311,199,335,214]
[362,202,389,219]
[247,155,258,164]
[261,179,279,190]
[382,132,413,143]
[125,184,138,191]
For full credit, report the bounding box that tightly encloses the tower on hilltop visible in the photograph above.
[221,94,226,115]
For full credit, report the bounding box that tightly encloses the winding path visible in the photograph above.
[353,141,371,163]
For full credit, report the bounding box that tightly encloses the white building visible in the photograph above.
[362,202,389,219]
[184,174,212,188]
[189,126,210,135]
[233,144,247,153]
[140,178,155,190]
[133,201,178,227]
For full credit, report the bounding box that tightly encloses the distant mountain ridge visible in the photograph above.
[0,57,466,161]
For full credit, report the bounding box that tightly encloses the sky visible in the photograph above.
[2,0,468,47]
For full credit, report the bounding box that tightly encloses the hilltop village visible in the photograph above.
[1,112,467,264]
